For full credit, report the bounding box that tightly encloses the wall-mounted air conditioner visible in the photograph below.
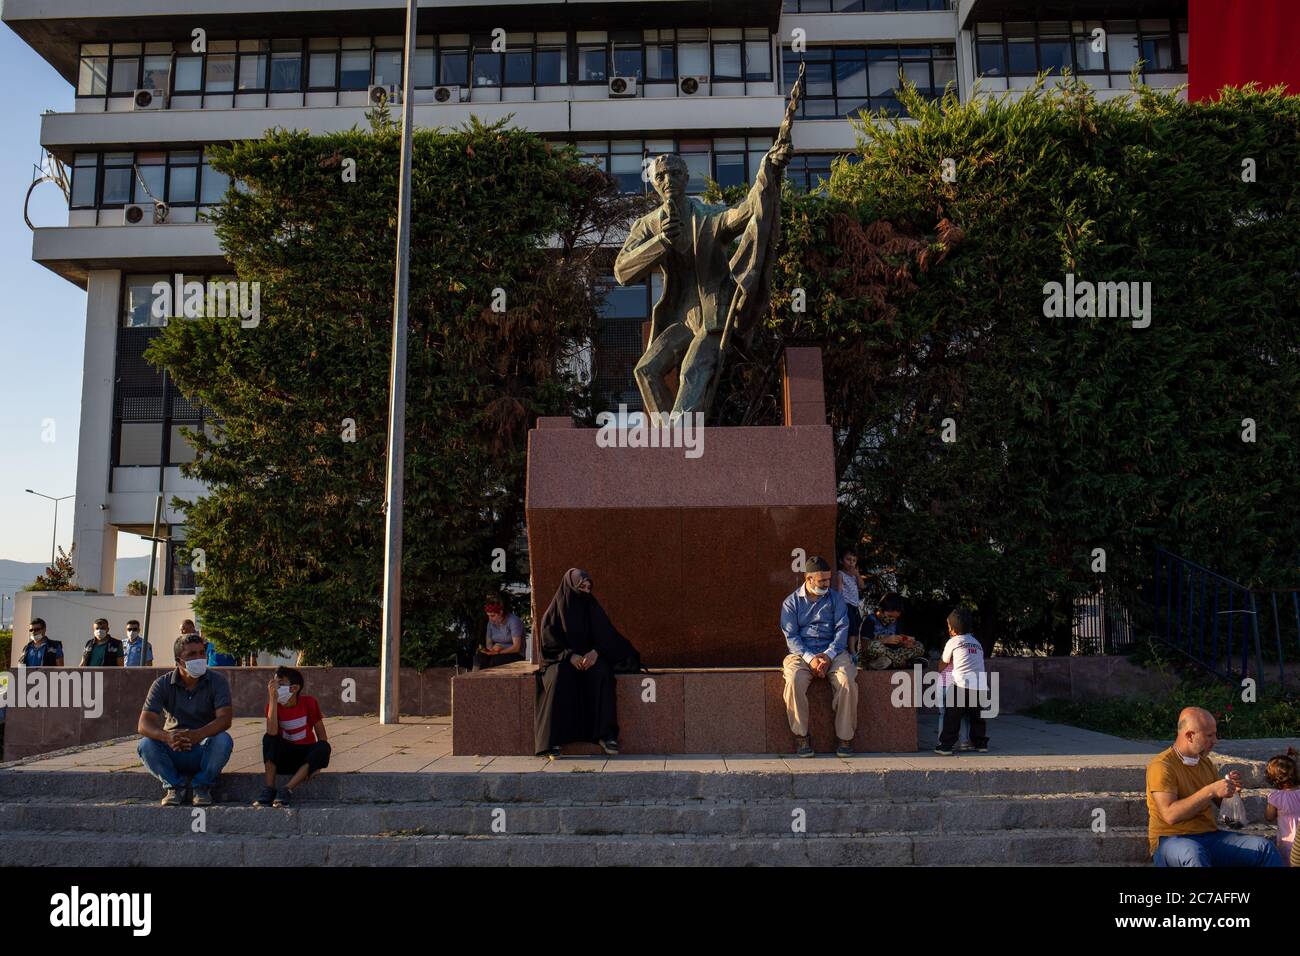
[608,76,637,97]
[125,202,168,225]
[132,88,166,110]
[367,83,401,106]
[432,85,468,104]
[679,75,710,96]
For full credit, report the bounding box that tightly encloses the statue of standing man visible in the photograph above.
[614,65,805,421]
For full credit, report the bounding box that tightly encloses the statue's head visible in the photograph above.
[649,154,689,202]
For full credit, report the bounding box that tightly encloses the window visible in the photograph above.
[101,153,133,206]
[536,46,566,84]
[168,151,201,205]
[270,42,303,91]
[175,53,203,91]
[472,37,502,87]
[206,53,236,92]
[78,45,110,96]
[505,48,533,85]
[712,42,742,80]
[309,47,338,89]
[200,156,231,206]
[612,43,643,81]
[373,49,403,87]
[440,45,469,86]
[70,154,98,208]
[745,38,772,81]
[141,53,171,92]
[786,43,954,117]
[578,45,607,82]
[134,152,166,204]
[123,274,169,328]
[339,47,371,90]
[974,18,1186,80]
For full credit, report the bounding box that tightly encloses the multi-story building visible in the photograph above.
[4,0,1195,605]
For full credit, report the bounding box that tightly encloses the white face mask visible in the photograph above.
[127,630,140,639]
[94,628,107,639]
[806,581,829,596]
[276,686,293,704]
[183,658,207,678]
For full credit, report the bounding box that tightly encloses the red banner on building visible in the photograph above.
[1189,0,1300,100]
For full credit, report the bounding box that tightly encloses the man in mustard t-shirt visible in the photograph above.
[1146,706,1283,866]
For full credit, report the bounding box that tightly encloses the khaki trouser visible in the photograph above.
[782,652,858,741]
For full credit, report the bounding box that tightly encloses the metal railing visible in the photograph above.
[1072,587,1137,655]
[1153,548,1298,692]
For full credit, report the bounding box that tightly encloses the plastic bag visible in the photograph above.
[1220,775,1248,830]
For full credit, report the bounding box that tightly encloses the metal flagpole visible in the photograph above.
[140,494,164,666]
[380,0,419,724]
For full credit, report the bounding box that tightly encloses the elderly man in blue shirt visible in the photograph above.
[779,555,859,758]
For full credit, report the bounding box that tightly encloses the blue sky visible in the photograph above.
[0,26,151,567]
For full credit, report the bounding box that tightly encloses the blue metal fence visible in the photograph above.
[1153,548,1299,692]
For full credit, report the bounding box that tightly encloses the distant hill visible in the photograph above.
[0,556,165,626]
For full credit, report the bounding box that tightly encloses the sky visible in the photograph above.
[0,26,152,569]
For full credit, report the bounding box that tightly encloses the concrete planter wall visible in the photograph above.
[1,666,453,762]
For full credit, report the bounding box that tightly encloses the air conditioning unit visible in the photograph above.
[608,76,637,97]
[679,75,710,96]
[432,84,468,104]
[367,83,402,106]
[125,202,168,225]
[132,88,166,110]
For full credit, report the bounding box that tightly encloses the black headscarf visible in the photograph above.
[538,568,634,664]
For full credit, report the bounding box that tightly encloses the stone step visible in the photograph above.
[3,764,1254,804]
[0,827,1183,867]
[0,791,1220,837]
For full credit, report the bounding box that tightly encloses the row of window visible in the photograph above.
[68,142,838,211]
[77,28,775,98]
[71,149,230,210]
[974,19,1189,78]
[782,44,956,117]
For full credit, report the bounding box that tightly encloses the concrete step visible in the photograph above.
[0,791,1203,837]
[0,827,1182,866]
[0,765,1241,804]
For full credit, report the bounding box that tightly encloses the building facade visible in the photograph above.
[5,0,1194,602]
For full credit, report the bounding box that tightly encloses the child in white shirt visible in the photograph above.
[936,607,990,755]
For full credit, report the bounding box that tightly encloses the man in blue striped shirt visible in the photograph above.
[779,555,858,758]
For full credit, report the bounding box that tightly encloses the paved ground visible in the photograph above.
[5,712,1286,775]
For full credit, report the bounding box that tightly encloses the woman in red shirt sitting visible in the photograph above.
[256,666,330,807]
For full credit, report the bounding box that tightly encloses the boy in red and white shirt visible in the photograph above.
[256,665,330,807]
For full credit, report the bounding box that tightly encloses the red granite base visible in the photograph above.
[451,664,918,756]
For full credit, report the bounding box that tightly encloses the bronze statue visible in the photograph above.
[614,63,805,420]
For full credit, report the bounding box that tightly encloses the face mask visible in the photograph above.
[127,630,140,639]
[276,686,293,704]
[807,582,829,596]
[94,628,107,639]
[183,659,207,678]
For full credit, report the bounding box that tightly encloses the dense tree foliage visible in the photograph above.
[149,118,639,665]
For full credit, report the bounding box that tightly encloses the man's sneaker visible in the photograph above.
[191,787,213,807]
[272,788,292,808]
[160,788,182,807]
[956,741,975,751]
[975,745,989,753]
[934,745,954,756]
[253,786,276,807]
[795,736,814,758]
[599,738,620,756]
[835,740,854,758]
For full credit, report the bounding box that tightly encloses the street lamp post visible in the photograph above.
[379,0,420,725]
[25,489,74,566]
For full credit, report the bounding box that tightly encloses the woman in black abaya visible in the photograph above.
[534,568,637,758]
